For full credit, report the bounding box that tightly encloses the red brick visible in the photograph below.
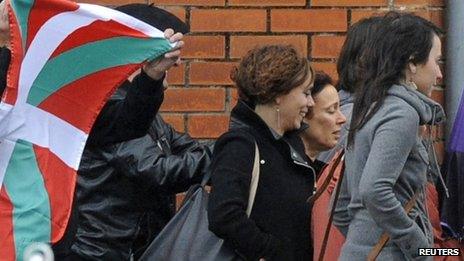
[150,0,224,6]
[351,10,386,24]
[312,62,338,81]
[160,88,226,112]
[78,0,145,5]
[189,62,236,85]
[166,63,185,85]
[229,87,239,109]
[183,36,225,58]
[191,9,267,32]
[161,7,186,22]
[413,10,444,29]
[430,10,444,29]
[161,114,185,132]
[395,0,444,6]
[229,0,305,6]
[312,0,386,6]
[271,9,347,32]
[188,114,230,138]
[311,35,345,58]
[431,88,445,106]
[230,35,308,58]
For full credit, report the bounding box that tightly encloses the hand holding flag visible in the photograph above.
[143,28,184,80]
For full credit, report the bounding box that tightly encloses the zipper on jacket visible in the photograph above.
[293,160,317,195]
[156,140,163,151]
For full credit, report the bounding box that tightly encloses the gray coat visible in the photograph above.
[333,84,445,260]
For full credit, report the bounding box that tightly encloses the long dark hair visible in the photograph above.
[347,12,442,146]
[337,16,383,93]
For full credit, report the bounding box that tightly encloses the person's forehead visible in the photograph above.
[314,85,339,103]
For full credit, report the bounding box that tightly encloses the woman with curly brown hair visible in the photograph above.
[208,45,316,261]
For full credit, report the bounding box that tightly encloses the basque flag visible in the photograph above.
[0,0,173,259]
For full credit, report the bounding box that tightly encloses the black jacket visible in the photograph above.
[0,47,10,97]
[57,113,211,260]
[86,70,165,146]
[208,100,316,261]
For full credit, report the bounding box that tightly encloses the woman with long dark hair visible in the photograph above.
[208,45,316,261]
[318,16,382,163]
[334,12,445,260]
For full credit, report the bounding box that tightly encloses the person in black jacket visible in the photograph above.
[208,45,316,261]
[53,4,212,261]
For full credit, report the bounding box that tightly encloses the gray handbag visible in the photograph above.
[139,143,260,261]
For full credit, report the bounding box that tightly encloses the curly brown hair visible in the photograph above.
[231,45,313,105]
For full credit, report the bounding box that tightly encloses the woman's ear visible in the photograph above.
[408,62,417,74]
[407,55,417,74]
[275,96,281,106]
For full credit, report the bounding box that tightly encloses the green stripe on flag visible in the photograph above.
[3,139,51,261]
[27,36,171,106]
[10,0,35,49]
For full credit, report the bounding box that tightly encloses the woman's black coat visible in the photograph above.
[208,100,316,261]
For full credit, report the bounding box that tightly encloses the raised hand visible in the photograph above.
[143,28,184,80]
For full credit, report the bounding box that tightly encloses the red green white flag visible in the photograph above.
[0,0,173,259]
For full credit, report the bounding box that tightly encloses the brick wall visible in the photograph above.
[82,0,446,160]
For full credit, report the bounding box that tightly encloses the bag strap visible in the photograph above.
[201,141,260,216]
[246,142,260,217]
[366,189,421,261]
[308,149,345,205]
[201,168,211,187]
[317,153,346,261]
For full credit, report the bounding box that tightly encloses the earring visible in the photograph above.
[407,77,418,90]
[401,77,418,90]
[276,106,281,129]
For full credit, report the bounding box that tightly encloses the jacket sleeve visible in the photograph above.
[358,106,429,259]
[208,131,281,261]
[168,123,214,157]
[111,120,212,194]
[333,171,351,236]
[86,70,165,146]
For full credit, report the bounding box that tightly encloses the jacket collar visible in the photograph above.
[387,84,446,126]
[230,100,308,141]
[230,100,313,170]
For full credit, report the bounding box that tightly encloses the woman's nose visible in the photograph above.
[337,111,347,125]
[307,95,315,107]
